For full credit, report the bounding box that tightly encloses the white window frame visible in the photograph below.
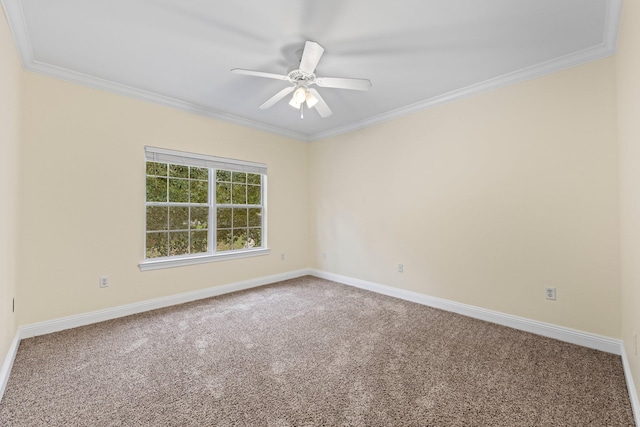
[139,146,269,271]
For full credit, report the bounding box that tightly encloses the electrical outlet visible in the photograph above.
[280,253,285,261]
[398,264,404,273]
[322,251,327,259]
[99,276,109,288]
[545,287,556,300]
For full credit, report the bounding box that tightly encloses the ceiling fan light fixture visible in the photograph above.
[305,92,318,108]
[293,86,307,104]
[289,96,301,109]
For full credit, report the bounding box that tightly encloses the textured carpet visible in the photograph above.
[0,276,634,426]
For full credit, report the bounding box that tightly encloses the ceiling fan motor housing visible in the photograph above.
[287,68,315,84]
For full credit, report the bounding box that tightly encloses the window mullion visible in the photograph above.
[209,168,216,254]
[187,175,192,255]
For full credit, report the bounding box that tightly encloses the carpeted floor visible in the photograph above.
[0,276,635,426]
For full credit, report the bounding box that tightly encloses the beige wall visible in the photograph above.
[17,73,309,325]
[617,0,640,404]
[0,9,21,365]
[2,2,632,398]
[310,58,621,338]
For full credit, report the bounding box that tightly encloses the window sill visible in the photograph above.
[139,248,270,271]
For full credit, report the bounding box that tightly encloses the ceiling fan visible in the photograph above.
[231,41,372,118]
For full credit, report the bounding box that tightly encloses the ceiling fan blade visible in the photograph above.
[315,77,372,91]
[299,41,324,74]
[231,68,289,81]
[259,86,295,109]
[308,88,333,118]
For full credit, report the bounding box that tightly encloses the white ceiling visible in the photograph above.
[2,0,621,141]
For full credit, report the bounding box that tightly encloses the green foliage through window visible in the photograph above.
[145,161,263,259]
[214,171,262,253]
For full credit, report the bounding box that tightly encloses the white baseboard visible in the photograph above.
[309,269,622,355]
[0,331,21,403]
[621,344,640,426]
[0,269,310,403]
[310,270,640,416]
[20,269,311,339]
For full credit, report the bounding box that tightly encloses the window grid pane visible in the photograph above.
[146,161,263,259]
[214,169,262,253]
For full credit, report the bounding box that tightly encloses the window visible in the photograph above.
[140,147,268,271]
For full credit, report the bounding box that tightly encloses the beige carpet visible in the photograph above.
[0,276,634,426]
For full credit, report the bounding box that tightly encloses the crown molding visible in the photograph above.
[310,0,622,141]
[1,0,622,143]
[309,0,622,141]
[25,60,309,141]
[1,0,32,68]
[0,0,307,141]
[309,46,615,141]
